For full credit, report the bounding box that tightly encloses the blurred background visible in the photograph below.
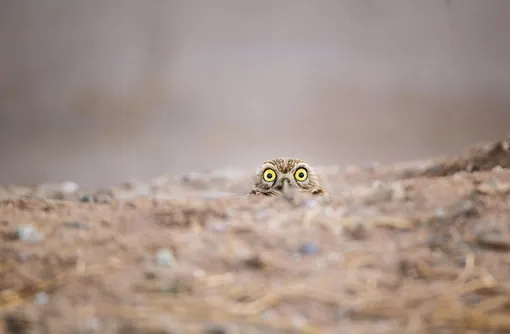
[0,0,509,187]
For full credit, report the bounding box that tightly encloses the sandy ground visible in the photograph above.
[1,135,510,333]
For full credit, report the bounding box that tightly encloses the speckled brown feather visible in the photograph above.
[248,158,328,197]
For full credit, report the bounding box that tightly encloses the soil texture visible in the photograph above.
[1,135,510,333]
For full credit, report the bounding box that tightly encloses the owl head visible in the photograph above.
[249,158,327,196]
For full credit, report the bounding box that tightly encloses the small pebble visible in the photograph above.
[85,317,101,331]
[144,271,157,280]
[207,222,226,232]
[151,176,169,188]
[390,182,406,201]
[261,310,275,321]
[203,324,228,334]
[16,252,28,262]
[292,253,302,262]
[426,235,445,250]
[63,221,89,229]
[337,306,351,317]
[16,224,43,242]
[372,180,384,188]
[33,292,49,305]
[60,181,79,194]
[291,313,308,328]
[435,207,446,218]
[342,222,368,240]
[298,242,320,256]
[181,172,205,184]
[155,248,176,267]
[80,194,94,203]
[426,164,443,174]
[93,189,113,203]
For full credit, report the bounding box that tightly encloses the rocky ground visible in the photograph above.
[1,134,510,333]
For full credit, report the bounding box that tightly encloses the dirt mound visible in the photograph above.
[420,133,510,177]
[2,139,510,333]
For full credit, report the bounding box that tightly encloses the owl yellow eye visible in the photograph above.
[263,168,277,182]
[294,167,308,182]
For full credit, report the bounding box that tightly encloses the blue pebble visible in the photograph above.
[299,242,320,256]
[33,292,49,305]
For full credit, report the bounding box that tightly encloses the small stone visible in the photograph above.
[326,252,344,262]
[292,253,302,262]
[192,269,206,278]
[181,172,205,185]
[426,235,443,250]
[206,222,226,232]
[7,185,33,198]
[63,221,89,229]
[243,254,265,269]
[151,176,169,188]
[291,313,308,328]
[85,317,101,331]
[93,189,113,203]
[476,183,496,195]
[203,324,228,334]
[16,224,43,242]
[435,207,446,218]
[34,181,78,200]
[337,307,351,317]
[390,182,407,201]
[298,242,320,256]
[60,181,79,194]
[372,180,383,188]
[33,292,49,305]
[159,279,192,295]
[474,229,510,251]
[115,181,151,199]
[261,310,275,321]
[155,248,176,267]
[342,222,368,240]
[426,164,443,174]
[79,194,94,203]
[363,182,393,203]
[16,253,28,262]
[144,271,157,280]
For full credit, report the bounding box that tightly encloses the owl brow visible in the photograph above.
[263,167,276,173]
[261,165,277,173]
[293,164,308,173]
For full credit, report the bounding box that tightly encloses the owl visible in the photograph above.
[248,158,327,197]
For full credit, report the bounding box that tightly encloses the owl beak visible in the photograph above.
[274,177,291,193]
[281,178,290,192]
[281,178,297,199]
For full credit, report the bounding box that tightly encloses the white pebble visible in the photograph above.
[33,292,49,305]
[84,317,101,331]
[291,313,308,328]
[16,224,44,242]
[60,181,79,194]
[435,207,446,218]
[155,248,176,267]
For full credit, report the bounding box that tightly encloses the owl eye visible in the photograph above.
[263,168,277,182]
[294,167,308,182]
